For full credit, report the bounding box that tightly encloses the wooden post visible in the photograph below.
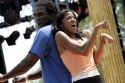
[87,0,125,83]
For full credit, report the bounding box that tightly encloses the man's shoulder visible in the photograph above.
[38,25,53,37]
[40,25,52,31]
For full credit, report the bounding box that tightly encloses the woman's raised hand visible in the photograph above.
[100,33,114,45]
[95,20,110,30]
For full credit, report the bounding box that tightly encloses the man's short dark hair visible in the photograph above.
[35,0,58,17]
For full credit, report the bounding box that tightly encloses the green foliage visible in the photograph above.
[28,79,43,83]
[115,2,125,26]
[79,16,93,31]
[115,1,125,51]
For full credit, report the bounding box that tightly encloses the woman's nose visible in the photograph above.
[71,18,76,21]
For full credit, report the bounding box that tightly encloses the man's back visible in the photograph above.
[30,25,72,83]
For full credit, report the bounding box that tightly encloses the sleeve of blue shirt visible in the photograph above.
[29,30,49,58]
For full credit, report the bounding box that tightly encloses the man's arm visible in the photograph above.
[26,66,42,80]
[12,66,42,83]
[0,52,39,82]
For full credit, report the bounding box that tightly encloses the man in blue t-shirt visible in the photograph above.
[0,0,72,83]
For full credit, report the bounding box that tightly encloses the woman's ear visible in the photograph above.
[58,24,63,30]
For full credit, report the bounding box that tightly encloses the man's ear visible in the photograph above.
[50,13,55,18]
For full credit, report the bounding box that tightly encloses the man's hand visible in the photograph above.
[0,73,5,82]
[12,76,26,83]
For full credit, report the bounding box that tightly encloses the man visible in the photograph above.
[0,0,72,83]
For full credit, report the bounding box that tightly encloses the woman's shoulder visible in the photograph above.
[55,31,69,40]
[56,31,65,37]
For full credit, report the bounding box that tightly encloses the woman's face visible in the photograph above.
[62,11,77,34]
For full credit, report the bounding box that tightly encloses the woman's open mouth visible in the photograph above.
[71,24,76,28]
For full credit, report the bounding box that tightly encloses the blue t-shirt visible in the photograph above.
[30,25,72,83]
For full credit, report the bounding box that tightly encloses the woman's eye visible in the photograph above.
[67,17,71,19]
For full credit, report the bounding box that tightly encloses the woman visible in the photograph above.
[53,9,114,83]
